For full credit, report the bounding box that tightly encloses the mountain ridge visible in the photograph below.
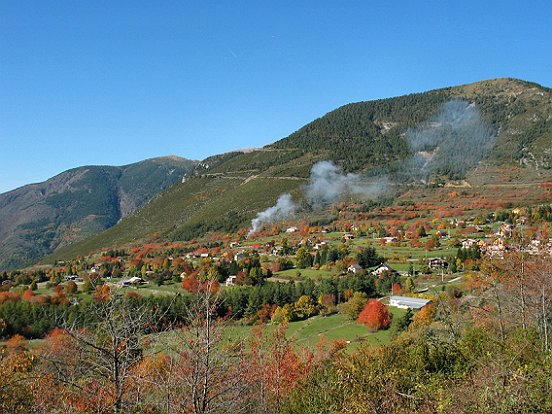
[31,77,552,264]
[0,156,197,269]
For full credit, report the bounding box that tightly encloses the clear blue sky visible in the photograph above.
[1,1,551,193]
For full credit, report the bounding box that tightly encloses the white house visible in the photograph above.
[225,275,237,286]
[371,263,397,277]
[347,263,363,274]
[234,252,246,262]
[461,238,478,249]
[428,258,449,269]
[119,276,145,287]
[286,226,299,233]
[389,296,431,310]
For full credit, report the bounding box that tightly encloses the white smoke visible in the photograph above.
[405,100,494,181]
[247,161,388,236]
[305,161,387,207]
[247,193,296,237]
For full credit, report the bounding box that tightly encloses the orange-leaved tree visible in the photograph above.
[357,299,391,331]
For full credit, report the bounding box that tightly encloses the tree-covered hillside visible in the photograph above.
[47,78,552,262]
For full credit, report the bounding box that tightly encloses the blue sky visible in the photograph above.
[1,1,551,193]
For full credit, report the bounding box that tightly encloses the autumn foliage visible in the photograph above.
[357,299,391,331]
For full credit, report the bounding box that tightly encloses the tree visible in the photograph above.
[339,292,368,321]
[271,304,296,324]
[248,324,311,413]
[66,280,78,294]
[39,291,151,413]
[294,295,317,319]
[0,342,34,413]
[404,276,416,293]
[357,299,391,331]
[164,281,250,414]
[295,248,312,269]
[356,246,382,268]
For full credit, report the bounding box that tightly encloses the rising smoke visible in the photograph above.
[248,193,296,237]
[305,161,388,207]
[247,99,493,236]
[404,99,494,181]
[247,161,388,236]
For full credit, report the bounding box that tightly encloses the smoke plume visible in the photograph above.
[247,161,388,236]
[404,99,494,181]
[248,193,296,237]
[305,161,387,207]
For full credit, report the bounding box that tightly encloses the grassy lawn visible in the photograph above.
[224,307,408,351]
[274,267,335,280]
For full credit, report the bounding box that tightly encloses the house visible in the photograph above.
[371,263,397,277]
[179,271,188,280]
[225,275,237,286]
[347,263,363,274]
[234,252,246,262]
[382,236,398,244]
[65,275,78,281]
[428,258,449,269]
[119,276,145,287]
[271,246,284,256]
[342,233,355,240]
[313,241,327,250]
[487,242,507,258]
[389,296,431,310]
[461,238,478,249]
[230,242,240,248]
[286,226,299,233]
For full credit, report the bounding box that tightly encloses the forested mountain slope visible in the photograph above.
[46,78,552,262]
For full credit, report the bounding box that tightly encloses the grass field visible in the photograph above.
[224,307,407,351]
[273,267,335,281]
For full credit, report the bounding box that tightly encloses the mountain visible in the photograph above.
[44,78,552,262]
[0,156,197,269]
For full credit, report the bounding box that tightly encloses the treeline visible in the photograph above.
[270,90,452,172]
[219,271,399,321]
[0,292,190,339]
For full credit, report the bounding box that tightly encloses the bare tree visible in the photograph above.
[161,281,251,414]
[37,291,153,414]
